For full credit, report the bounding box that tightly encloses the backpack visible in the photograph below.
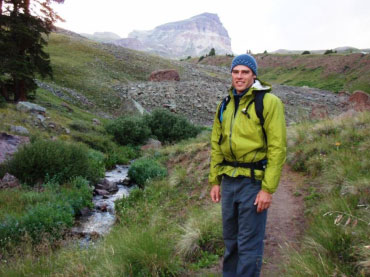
[217,91,268,143]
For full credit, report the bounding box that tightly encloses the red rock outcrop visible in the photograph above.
[149,70,180,82]
[348,90,370,111]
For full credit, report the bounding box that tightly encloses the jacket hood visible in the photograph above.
[252,79,271,91]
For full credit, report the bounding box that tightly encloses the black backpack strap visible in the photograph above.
[254,91,268,144]
[217,95,231,123]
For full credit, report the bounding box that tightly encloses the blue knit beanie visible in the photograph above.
[230,54,258,75]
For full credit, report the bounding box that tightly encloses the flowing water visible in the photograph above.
[71,165,131,243]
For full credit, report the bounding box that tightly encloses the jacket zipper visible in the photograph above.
[229,99,237,176]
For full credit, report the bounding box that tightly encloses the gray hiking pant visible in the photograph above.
[221,175,267,277]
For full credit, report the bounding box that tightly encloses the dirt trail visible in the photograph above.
[261,164,306,277]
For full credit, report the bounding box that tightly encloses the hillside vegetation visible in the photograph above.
[1,30,369,276]
[44,32,183,114]
[285,111,370,276]
[1,111,369,276]
[193,53,370,93]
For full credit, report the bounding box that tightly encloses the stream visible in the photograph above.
[71,165,132,244]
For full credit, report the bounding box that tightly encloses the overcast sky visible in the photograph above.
[51,0,370,54]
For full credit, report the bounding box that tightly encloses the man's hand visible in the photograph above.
[254,190,272,213]
[210,185,221,203]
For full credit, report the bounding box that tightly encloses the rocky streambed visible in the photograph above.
[71,165,132,243]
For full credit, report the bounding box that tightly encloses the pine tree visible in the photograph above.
[208,48,216,56]
[0,0,63,102]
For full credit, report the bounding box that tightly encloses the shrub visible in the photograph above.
[106,116,151,146]
[0,176,93,251]
[0,201,74,248]
[324,49,335,55]
[86,149,106,184]
[198,55,205,62]
[104,145,140,169]
[208,48,215,56]
[72,132,116,153]
[4,139,104,185]
[128,158,167,187]
[145,109,200,143]
[60,176,93,215]
[0,95,7,108]
[302,50,311,55]
[68,120,91,132]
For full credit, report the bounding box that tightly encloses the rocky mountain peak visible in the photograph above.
[114,13,232,59]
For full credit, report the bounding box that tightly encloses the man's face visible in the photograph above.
[231,65,256,94]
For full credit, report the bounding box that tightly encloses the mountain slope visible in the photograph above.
[193,53,370,93]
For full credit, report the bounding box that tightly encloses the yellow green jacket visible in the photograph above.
[209,79,287,194]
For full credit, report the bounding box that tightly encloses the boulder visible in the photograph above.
[0,173,21,189]
[149,70,180,82]
[0,132,30,164]
[92,118,101,125]
[95,178,118,193]
[94,189,109,196]
[16,101,46,114]
[10,125,29,135]
[61,102,73,112]
[96,203,108,212]
[310,104,329,119]
[348,90,370,111]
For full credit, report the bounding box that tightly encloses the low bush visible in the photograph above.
[3,139,104,185]
[60,176,93,215]
[104,145,140,169]
[128,158,167,187]
[72,132,116,153]
[106,116,151,146]
[0,176,93,250]
[145,109,201,143]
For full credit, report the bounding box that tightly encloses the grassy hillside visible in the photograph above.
[191,53,370,93]
[44,32,183,114]
[285,111,370,276]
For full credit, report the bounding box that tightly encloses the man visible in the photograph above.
[209,54,286,277]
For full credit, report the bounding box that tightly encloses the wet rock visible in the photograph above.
[79,207,92,217]
[348,90,370,111]
[16,101,46,114]
[122,177,132,186]
[149,70,180,82]
[141,138,162,151]
[95,189,109,196]
[96,203,108,212]
[10,125,29,135]
[0,173,21,189]
[0,132,30,164]
[96,178,118,192]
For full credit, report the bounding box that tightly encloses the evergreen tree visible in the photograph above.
[0,0,63,102]
[208,47,216,56]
